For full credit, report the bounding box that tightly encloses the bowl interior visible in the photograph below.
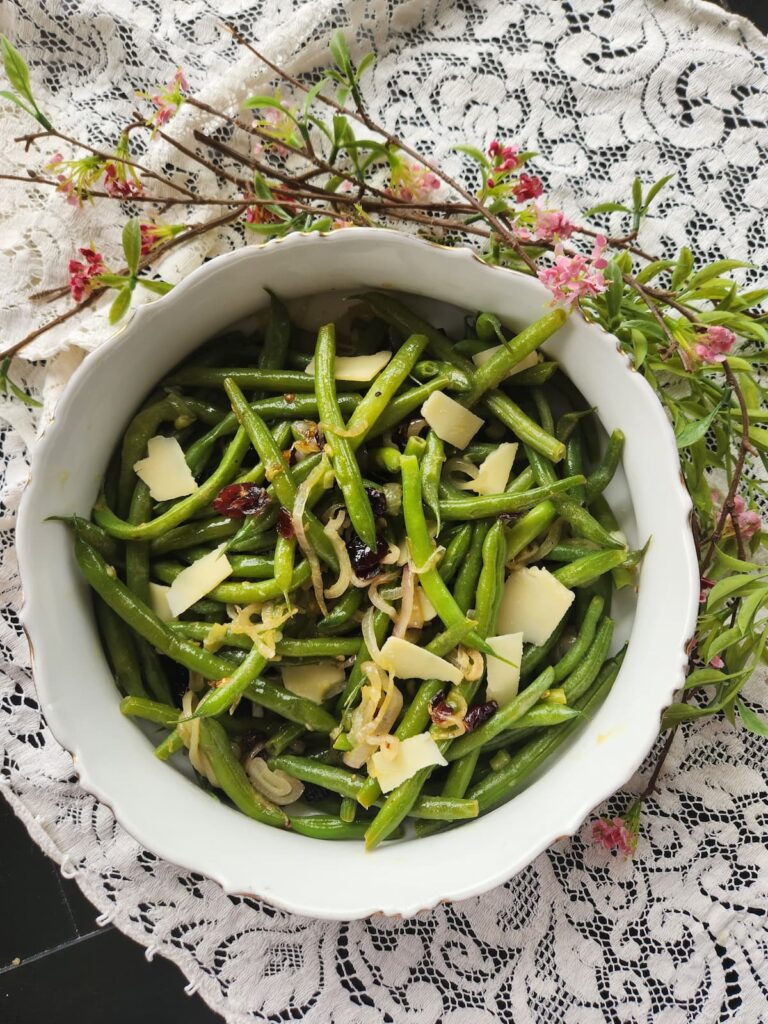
[17,230,697,919]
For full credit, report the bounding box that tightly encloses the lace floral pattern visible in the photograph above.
[1,1,767,1020]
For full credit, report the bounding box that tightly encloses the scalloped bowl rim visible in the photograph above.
[16,229,699,920]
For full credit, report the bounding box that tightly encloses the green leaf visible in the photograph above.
[643,173,675,209]
[629,328,648,368]
[0,88,33,117]
[356,52,376,79]
[736,700,768,737]
[675,388,730,448]
[702,626,742,664]
[605,259,624,321]
[671,246,694,290]
[329,31,354,82]
[684,667,727,689]
[737,586,768,633]
[714,544,761,573]
[121,218,141,276]
[707,572,767,610]
[631,176,643,213]
[583,201,631,217]
[243,95,289,111]
[453,143,490,170]
[137,278,174,296]
[108,286,132,325]
[688,259,754,288]
[635,259,675,284]
[95,273,131,288]
[1,36,34,105]
[0,36,52,129]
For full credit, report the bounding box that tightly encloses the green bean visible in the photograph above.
[505,501,557,561]
[505,466,536,494]
[524,442,557,487]
[474,521,506,637]
[259,290,291,375]
[519,618,567,681]
[181,550,275,578]
[468,652,624,813]
[564,430,587,504]
[75,535,236,680]
[317,587,363,633]
[482,391,566,463]
[148,516,238,556]
[187,644,268,720]
[50,515,124,565]
[197,719,289,829]
[531,386,555,436]
[421,430,445,530]
[367,376,450,439]
[438,523,473,585]
[588,494,635,589]
[411,360,471,391]
[223,378,338,569]
[553,497,626,550]
[481,704,583,752]
[95,598,148,699]
[288,815,375,841]
[265,721,305,757]
[340,797,358,823]
[562,617,615,702]
[446,667,555,761]
[400,454,493,655]
[413,736,482,839]
[553,549,638,589]
[409,796,478,821]
[244,678,337,733]
[315,324,377,548]
[96,427,251,542]
[120,696,178,727]
[550,595,604,683]
[505,361,559,387]
[584,429,625,504]
[151,558,311,604]
[426,616,479,658]
[154,730,185,760]
[546,540,601,562]
[453,521,490,614]
[269,755,363,799]
[117,395,190,516]
[438,476,585,521]
[369,446,402,474]
[124,482,152,603]
[166,366,361,392]
[556,408,595,444]
[346,333,429,446]
[135,637,175,706]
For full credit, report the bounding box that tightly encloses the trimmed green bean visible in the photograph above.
[474,521,506,637]
[438,476,585,521]
[453,521,490,614]
[317,587,363,633]
[95,598,147,699]
[421,430,445,530]
[346,333,429,446]
[446,667,555,761]
[120,696,178,727]
[562,617,615,702]
[197,719,289,828]
[166,367,361,392]
[438,523,473,585]
[315,324,377,548]
[244,678,337,733]
[152,559,311,604]
[265,721,305,757]
[505,501,557,561]
[367,376,450,440]
[584,429,624,504]
[553,549,638,589]
[552,595,604,682]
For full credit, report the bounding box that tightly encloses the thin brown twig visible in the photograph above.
[222,23,539,272]
[14,128,196,198]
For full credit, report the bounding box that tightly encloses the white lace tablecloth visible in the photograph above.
[1,1,767,1021]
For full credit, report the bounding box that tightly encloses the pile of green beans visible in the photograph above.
[66,292,641,846]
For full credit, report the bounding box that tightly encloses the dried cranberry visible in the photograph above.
[213,483,271,519]
[345,533,388,580]
[463,700,498,733]
[277,507,295,539]
[365,486,388,518]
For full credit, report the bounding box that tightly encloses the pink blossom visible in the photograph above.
[517,202,574,242]
[144,67,188,130]
[56,175,81,206]
[387,160,441,203]
[513,174,544,202]
[44,152,64,173]
[103,163,142,198]
[694,325,736,364]
[731,494,761,540]
[68,248,105,302]
[488,140,520,172]
[709,655,725,669]
[537,236,608,309]
[592,816,638,857]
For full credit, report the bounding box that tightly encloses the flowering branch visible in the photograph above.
[1,30,766,856]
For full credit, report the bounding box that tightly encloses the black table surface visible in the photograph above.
[2,3,765,1020]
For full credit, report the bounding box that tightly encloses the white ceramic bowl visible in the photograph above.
[17,230,699,919]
